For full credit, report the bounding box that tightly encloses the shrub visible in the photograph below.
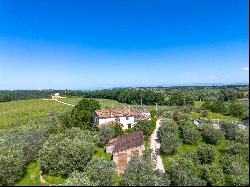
[98,126,115,146]
[113,123,124,137]
[65,171,97,186]
[199,164,225,185]
[0,148,24,185]
[161,110,173,118]
[159,119,181,155]
[182,126,201,145]
[201,110,208,117]
[122,152,170,186]
[220,121,239,141]
[220,121,249,143]
[224,141,248,158]
[168,157,206,186]
[210,100,227,114]
[220,154,248,176]
[134,120,152,138]
[83,158,117,186]
[196,146,216,164]
[201,124,224,144]
[228,101,245,118]
[39,128,97,176]
[70,98,100,130]
[160,133,181,155]
[1,129,49,164]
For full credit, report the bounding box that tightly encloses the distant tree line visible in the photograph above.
[0,90,65,102]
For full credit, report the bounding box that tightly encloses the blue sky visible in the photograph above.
[0,0,249,90]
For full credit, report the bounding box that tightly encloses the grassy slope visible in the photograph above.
[0,99,71,129]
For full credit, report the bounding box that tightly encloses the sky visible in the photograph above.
[0,0,249,90]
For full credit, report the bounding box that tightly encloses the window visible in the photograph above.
[126,116,129,120]
[128,124,131,128]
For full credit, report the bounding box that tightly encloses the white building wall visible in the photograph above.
[97,116,135,129]
[98,117,117,124]
[118,116,135,129]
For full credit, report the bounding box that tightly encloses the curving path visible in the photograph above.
[43,98,75,107]
[150,119,165,172]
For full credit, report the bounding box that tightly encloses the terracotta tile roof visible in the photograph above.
[95,108,150,119]
[108,131,144,154]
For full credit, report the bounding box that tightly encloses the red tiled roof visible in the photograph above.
[108,131,144,153]
[95,108,150,118]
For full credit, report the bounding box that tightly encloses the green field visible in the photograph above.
[190,111,239,120]
[0,97,176,130]
[0,99,72,130]
[0,98,131,130]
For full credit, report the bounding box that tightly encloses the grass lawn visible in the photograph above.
[15,162,66,186]
[191,111,239,121]
[93,146,112,160]
[162,139,227,171]
[16,162,43,186]
[194,101,205,107]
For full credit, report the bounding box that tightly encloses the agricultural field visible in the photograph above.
[0,98,130,130]
[0,99,72,130]
[0,97,242,130]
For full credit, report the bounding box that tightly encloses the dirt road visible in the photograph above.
[150,119,165,172]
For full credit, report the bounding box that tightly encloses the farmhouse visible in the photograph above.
[106,130,144,173]
[51,93,66,99]
[94,108,150,129]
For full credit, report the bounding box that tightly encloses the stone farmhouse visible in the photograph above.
[106,130,144,173]
[51,93,66,99]
[94,108,150,129]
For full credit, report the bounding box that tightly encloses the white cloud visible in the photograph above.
[242,67,249,71]
[211,75,216,79]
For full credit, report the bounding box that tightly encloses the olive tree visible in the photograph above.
[98,126,115,146]
[133,120,152,138]
[201,124,225,144]
[65,171,97,186]
[228,101,244,118]
[39,128,98,176]
[2,128,49,164]
[196,146,216,164]
[0,148,24,185]
[122,151,170,186]
[71,98,100,130]
[159,119,181,155]
[83,158,117,186]
[182,126,201,145]
[168,157,206,186]
[199,164,225,185]
[65,158,116,186]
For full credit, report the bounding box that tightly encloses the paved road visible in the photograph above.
[150,119,165,172]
